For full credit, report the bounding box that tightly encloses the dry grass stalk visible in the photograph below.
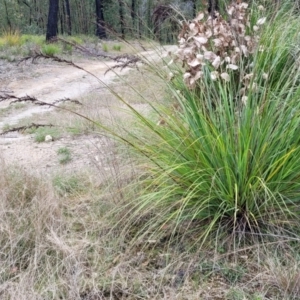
[0,93,82,107]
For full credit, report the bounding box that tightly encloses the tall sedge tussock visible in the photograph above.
[113,2,300,248]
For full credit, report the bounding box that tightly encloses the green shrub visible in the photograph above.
[57,147,72,164]
[1,29,21,46]
[102,43,108,52]
[52,174,87,196]
[21,34,44,46]
[41,43,62,56]
[0,37,6,49]
[67,36,83,45]
[114,4,300,247]
[28,127,61,143]
[113,44,122,51]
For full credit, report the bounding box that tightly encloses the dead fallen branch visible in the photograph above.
[1,123,54,135]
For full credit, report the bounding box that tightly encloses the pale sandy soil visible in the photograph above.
[0,46,176,176]
[0,58,135,177]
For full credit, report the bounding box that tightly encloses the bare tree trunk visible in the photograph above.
[95,0,106,38]
[22,0,32,26]
[131,0,136,28]
[64,0,72,35]
[146,0,154,38]
[46,0,59,41]
[118,0,125,38]
[59,0,64,34]
[4,0,12,29]
[138,0,142,38]
[193,0,197,17]
[81,0,88,34]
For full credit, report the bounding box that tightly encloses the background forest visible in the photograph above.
[0,0,229,43]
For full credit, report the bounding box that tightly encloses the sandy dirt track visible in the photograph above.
[0,46,176,176]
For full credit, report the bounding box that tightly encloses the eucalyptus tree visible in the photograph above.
[46,0,59,41]
[95,0,106,38]
[64,0,71,35]
[118,0,125,38]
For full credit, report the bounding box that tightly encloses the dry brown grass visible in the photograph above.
[1,116,300,299]
[2,26,300,299]
[0,157,121,299]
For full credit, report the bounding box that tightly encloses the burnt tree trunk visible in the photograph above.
[46,0,59,41]
[208,0,219,15]
[131,0,136,28]
[192,0,196,17]
[95,0,106,38]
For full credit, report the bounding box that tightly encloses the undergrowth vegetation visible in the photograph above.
[0,30,91,60]
[0,29,150,62]
[109,1,300,259]
[2,1,300,299]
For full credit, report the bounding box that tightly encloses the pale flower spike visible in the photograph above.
[173,1,266,104]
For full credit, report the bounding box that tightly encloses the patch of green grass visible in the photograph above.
[41,43,62,56]
[102,43,108,52]
[112,44,121,51]
[1,30,21,46]
[66,35,83,45]
[28,127,61,143]
[0,33,46,60]
[57,147,72,164]
[62,43,72,53]
[225,289,245,300]
[1,123,12,132]
[0,37,6,49]
[20,34,44,46]
[12,103,26,110]
[0,103,26,117]
[221,264,245,284]
[0,53,15,61]
[52,174,87,196]
[66,126,83,136]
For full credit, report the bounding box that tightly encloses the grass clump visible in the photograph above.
[20,34,44,46]
[1,123,12,132]
[41,43,62,56]
[112,44,122,51]
[1,29,21,46]
[0,37,6,49]
[66,35,83,45]
[57,147,72,164]
[102,43,108,52]
[111,3,300,249]
[28,126,61,142]
[52,173,88,196]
